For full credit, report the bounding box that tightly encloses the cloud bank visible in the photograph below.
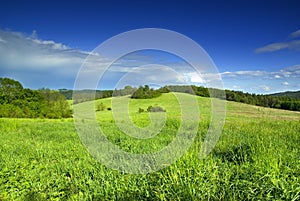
[0,29,91,88]
[0,28,299,94]
[221,65,300,79]
[221,65,300,93]
[0,29,214,89]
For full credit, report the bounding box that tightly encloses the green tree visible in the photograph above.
[131,85,161,99]
[39,89,72,118]
[0,77,23,103]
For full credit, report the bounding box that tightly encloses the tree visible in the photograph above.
[0,77,23,103]
[131,85,161,99]
[39,89,72,118]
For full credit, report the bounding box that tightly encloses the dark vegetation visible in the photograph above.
[72,85,160,103]
[225,89,300,111]
[0,78,72,118]
[95,102,110,111]
[67,89,113,104]
[270,90,300,99]
[138,105,166,113]
[70,86,135,104]
[131,85,161,99]
[163,85,300,111]
[147,105,166,112]
[129,85,300,111]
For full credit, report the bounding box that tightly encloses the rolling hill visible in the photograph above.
[269,90,300,99]
[0,92,299,200]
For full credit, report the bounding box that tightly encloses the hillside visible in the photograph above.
[269,90,300,99]
[1,92,299,200]
[73,92,300,124]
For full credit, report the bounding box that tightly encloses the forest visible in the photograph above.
[0,78,72,118]
[112,85,300,111]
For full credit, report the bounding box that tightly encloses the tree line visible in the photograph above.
[225,90,300,111]
[0,78,72,118]
[67,89,113,104]
[60,84,300,112]
[163,85,300,111]
[2,76,297,119]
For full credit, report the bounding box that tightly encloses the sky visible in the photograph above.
[0,0,299,94]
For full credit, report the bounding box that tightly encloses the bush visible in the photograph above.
[138,107,145,113]
[147,105,166,112]
[96,102,106,111]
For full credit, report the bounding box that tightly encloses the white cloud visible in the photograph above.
[0,29,89,70]
[274,75,281,79]
[274,75,281,78]
[31,38,68,50]
[221,65,300,94]
[221,70,266,78]
[0,29,211,89]
[255,29,300,53]
[185,72,205,84]
[289,29,300,38]
[2,31,215,91]
[108,64,189,89]
[255,40,300,53]
[279,65,300,78]
[260,85,271,92]
[255,42,289,53]
[221,65,300,79]
[221,70,267,77]
[1,28,298,94]
[0,28,112,88]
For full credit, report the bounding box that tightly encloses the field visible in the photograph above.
[0,93,299,200]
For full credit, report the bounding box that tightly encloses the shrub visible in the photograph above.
[96,102,106,111]
[147,105,166,112]
[138,107,145,113]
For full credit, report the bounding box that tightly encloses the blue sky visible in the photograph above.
[0,0,299,94]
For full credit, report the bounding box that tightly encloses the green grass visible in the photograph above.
[0,93,299,200]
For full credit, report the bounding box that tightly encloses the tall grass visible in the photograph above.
[0,93,299,200]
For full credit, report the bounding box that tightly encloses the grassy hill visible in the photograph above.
[0,93,299,200]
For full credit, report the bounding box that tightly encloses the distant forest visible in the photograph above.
[68,84,300,112]
[1,77,299,119]
[269,91,300,99]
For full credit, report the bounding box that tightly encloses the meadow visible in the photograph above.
[0,93,299,200]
